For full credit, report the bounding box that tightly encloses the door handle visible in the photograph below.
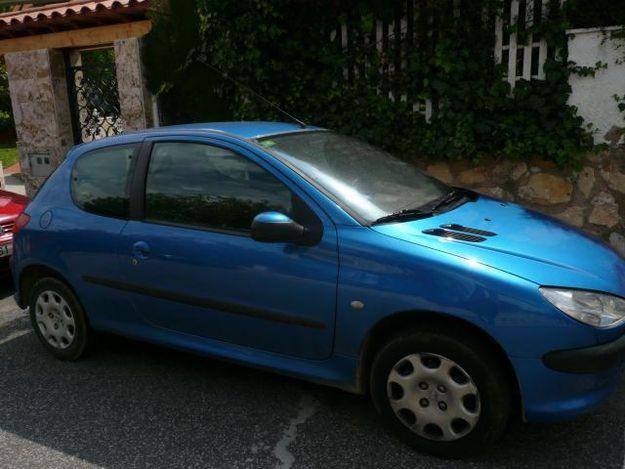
[132,241,151,260]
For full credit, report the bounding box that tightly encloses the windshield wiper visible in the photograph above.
[372,189,473,226]
[425,188,468,214]
[371,208,433,226]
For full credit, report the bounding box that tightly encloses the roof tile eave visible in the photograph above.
[0,0,149,27]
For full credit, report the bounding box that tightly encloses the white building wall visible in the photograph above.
[567,26,625,145]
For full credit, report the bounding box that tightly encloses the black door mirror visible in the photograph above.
[251,212,305,244]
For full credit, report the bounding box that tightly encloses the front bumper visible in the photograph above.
[543,333,625,373]
[515,332,625,422]
[512,355,621,422]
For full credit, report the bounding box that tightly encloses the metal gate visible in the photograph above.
[66,48,123,144]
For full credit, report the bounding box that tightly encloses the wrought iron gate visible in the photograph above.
[66,49,123,144]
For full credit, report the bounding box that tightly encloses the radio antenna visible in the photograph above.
[198,59,307,129]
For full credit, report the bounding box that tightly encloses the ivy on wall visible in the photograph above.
[143,0,600,166]
[567,0,625,29]
[0,59,15,143]
[0,5,23,142]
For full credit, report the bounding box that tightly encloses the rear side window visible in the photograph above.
[71,145,138,219]
[144,142,293,232]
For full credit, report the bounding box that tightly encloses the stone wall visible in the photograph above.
[421,145,625,257]
[114,37,155,131]
[4,38,154,196]
[5,48,74,195]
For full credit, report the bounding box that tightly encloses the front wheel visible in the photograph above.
[370,326,512,458]
[29,277,91,361]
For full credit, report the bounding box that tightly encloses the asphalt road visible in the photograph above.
[1,283,624,469]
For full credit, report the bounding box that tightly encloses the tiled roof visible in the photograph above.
[0,0,149,38]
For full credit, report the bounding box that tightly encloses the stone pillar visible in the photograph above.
[5,48,74,195]
[114,37,154,131]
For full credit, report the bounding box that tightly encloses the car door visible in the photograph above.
[59,143,145,331]
[117,137,339,360]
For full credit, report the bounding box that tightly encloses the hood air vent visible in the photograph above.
[423,228,487,243]
[440,224,497,237]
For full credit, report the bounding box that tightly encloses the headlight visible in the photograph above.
[540,287,625,328]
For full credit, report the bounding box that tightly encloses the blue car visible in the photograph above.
[11,122,625,457]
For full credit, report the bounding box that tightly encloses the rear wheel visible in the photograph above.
[29,277,90,360]
[370,327,511,458]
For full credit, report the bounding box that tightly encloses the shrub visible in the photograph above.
[143,0,598,165]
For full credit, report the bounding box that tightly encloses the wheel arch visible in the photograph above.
[19,264,78,310]
[357,310,523,420]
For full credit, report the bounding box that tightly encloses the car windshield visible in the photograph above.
[257,131,450,223]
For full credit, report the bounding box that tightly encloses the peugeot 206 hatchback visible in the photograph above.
[12,122,625,457]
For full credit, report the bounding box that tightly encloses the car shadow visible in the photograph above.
[0,322,624,468]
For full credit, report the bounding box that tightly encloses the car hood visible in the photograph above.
[372,196,625,295]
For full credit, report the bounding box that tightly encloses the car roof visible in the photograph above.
[70,121,321,155]
[157,121,317,139]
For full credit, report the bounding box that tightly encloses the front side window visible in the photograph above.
[258,131,449,223]
[71,145,137,219]
[145,142,293,232]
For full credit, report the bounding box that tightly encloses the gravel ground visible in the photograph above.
[0,282,624,469]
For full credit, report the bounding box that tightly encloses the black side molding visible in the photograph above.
[543,333,625,373]
[83,275,326,330]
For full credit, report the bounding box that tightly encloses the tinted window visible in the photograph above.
[145,142,293,231]
[71,145,137,218]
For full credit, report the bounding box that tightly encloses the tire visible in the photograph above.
[28,277,91,361]
[370,325,511,458]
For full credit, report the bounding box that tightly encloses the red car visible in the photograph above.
[0,189,29,274]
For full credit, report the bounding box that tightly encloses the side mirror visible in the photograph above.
[251,212,305,244]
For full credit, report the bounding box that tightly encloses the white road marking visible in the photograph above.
[273,395,317,469]
[0,329,31,346]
